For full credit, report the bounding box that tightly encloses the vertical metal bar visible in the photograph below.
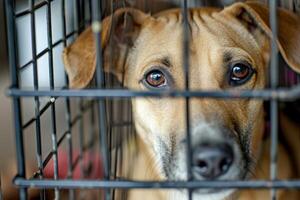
[88,0,92,24]
[65,57,74,198]
[78,99,85,179]
[46,1,60,199]
[91,0,110,199]
[61,0,74,199]
[76,0,85,32]
[88,102,97,168]
[89,102,96,150]
[50,106,60,200]
[5,0,27,199]
[73,0,79,34]
[74,99,84,200]
[269,1,279,200]
[108,2,115,193]
[114,2,132,195]
[107,99,113,197]
[28,1,44,199]
[76,0,80,31]
[108,101,114,198]
[182,0,193,199]
[112,99,125,200]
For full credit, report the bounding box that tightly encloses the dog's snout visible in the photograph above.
[192,143,233,179]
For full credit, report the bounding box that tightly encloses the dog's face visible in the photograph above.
[63,2,300,199]
[127,8,267,184]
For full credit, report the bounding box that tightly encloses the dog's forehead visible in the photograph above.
[141,9,228,48]
[130,10,221,72]
[127,8,262,83]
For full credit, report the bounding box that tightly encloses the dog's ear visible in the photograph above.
[221,2,300,73]
[63,8,149,88]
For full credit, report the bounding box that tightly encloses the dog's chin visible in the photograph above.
[193,189,236,200]
[164,168,246,200]
[195,188,226,194]
[169,188,236,200]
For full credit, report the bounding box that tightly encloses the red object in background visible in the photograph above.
[44,150,103,179]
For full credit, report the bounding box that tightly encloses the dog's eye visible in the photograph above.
[229,63,254,86]
[145,70,167,88]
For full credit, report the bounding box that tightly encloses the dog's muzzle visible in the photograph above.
[192,143,234,180]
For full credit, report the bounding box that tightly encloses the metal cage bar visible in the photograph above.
[269,1,279,200]
[45,1,60,198]
[13,178,300,189]
[91,0,110,199]
[7,86,300,100]
[28,0,45,199]
[182,0,193,199]
[4,0,300,200]
[5,0,27,199]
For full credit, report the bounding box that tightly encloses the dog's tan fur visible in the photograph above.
[63,2,300,200]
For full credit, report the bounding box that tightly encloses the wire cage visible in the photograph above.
[4,0,300,200]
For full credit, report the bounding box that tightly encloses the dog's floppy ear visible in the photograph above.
[63,8,149,88]
[222,2,300,73]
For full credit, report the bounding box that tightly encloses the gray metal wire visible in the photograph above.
[4,0,300,200]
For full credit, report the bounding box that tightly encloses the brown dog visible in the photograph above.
[63,1,300,199]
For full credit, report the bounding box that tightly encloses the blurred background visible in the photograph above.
[0,0,14,197]
[0,0,79,198]
[0,0,13,182]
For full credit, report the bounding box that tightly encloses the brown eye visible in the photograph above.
[230,63,254,86]
[145,70,167,88]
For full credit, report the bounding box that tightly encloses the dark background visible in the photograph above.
[0,0,8,69]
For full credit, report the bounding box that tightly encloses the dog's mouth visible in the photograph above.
[172,188,236,200]
[193,188,227,194]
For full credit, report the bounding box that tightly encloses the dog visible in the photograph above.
[63,1,300,199]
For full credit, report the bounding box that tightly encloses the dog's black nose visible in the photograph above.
[192,143,233,179]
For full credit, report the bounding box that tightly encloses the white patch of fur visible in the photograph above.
[168,189,235,200]
[191,122,225,145]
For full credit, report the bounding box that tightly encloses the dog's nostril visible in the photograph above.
[197,160,208,172]
[192,144,233,179]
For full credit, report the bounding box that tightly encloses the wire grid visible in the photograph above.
[4,0,300,200]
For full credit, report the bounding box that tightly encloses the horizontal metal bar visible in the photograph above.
[22,97,57,129]
[19,48,49,71]
[18,31,77,71]
[15,0,55,18]
[14,178,300,189]
[23,98,92,137]
[52,30,78,46]
[32,134,96,179]
[56,130,70,147]
[7,85,300,100]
